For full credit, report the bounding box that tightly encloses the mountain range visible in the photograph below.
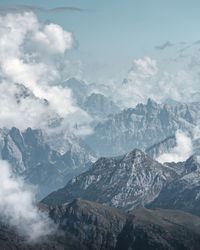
[1,78,200,249]
[2,199,200,250]
[0,126,96,200]
[85,98,200,156]
[42,148,200,217]
[61,78,120,119]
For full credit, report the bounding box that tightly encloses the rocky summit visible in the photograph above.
[148,155,200,216]
[85,99,200,156]
[42,147,200,219]
[41,149,178,209]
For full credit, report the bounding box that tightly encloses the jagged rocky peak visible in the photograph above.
[145,135,176,159]
[60,77,89,105]
[184,154,200,173]
[148,154,200,216]
[146,97,159,108]
[85,98,200,157]
[83,92,120,118]
[0,126,96,200]
[41,148,177,210]
[123,148,145,161]
[134,98,159,114]
[14,83,48,105]
[9,126,23,140]
[14,83,35,101]
[90,149,156,175]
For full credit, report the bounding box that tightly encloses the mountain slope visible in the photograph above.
[86,99,200,156]
[41,149,178,209]
[83,93,120,118]
[2,199,200,250]
[61,77,89,106]
[148,155,200,216]
[51,199,200,250]
[145,135,176,159]
[0,127,96,199]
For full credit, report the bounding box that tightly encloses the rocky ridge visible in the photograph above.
[41,149,178,209]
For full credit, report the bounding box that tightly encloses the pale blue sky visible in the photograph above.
[1,0,200,82]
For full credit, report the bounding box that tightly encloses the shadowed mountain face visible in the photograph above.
[2,199,200,250]
[41,149,178,209]
[148,156,200,216]
[85,99,200,156]
[0,127,96,200]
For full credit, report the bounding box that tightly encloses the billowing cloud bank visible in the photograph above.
[0,11,90,242]
[0,160,56,242]
[0,11,91,134]
[115,50,200,107]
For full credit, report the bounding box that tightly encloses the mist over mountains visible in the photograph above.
[0,9,200,250]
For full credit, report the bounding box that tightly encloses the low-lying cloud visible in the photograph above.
[0,160,56,242]
[156,131,193,163]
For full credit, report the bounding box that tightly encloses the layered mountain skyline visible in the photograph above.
[0,1,200,249]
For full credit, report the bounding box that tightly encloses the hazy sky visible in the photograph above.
[1,0,200,83]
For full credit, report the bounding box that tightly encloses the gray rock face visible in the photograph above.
[60,78,120,120]
[61,78,89,106]
[41,149,178,210]
[83,93,120,118]
[0,127,96,200]
[145,133,200,162]
[42,149,200,218]
[148,156,200,216]
[86,99,200,156]
[145,136,176,159]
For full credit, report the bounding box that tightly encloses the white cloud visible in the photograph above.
[114,51,200,108]
[26,23,73,55]
[0,160,56,242]
[128,56,158,79]
[156,131,193,163]
[0,12,73,85]
[0,11,92,134]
